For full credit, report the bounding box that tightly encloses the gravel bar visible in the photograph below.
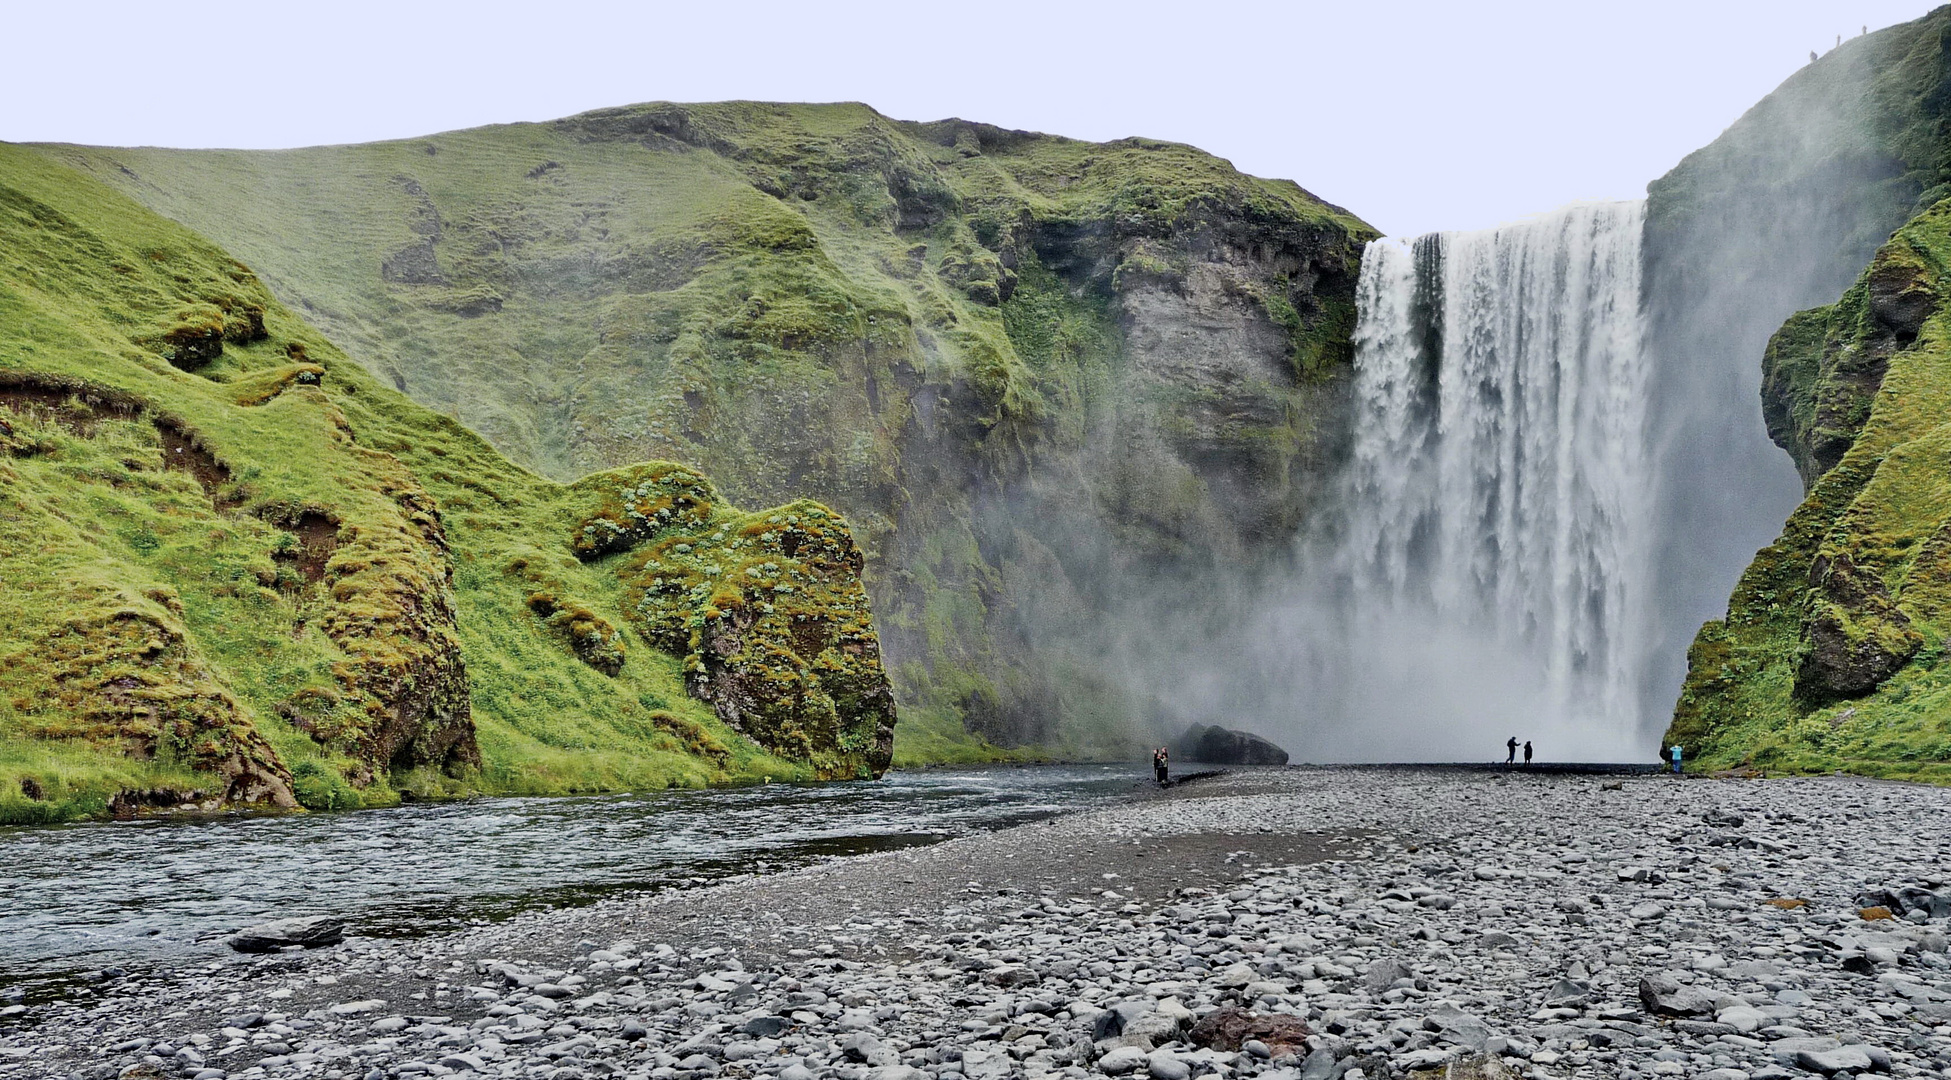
[4,768,1950,1080]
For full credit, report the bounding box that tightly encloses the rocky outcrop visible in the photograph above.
[1762,246,1941,488]
[1795,552,1923,702]
[1171,723,1289,766]
[225,915,345,953]
[583,465,897,779]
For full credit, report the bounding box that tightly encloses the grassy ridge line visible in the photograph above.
[0,142,925,823]
[32,101,1374,758]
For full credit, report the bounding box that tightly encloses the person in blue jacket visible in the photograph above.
[1669,744,1683,774]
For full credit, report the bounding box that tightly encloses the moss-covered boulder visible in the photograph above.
[564,464,895,777]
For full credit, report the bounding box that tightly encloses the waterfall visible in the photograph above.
[1305,202,1654,758]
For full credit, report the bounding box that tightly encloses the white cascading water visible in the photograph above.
[1301,201,1654,759]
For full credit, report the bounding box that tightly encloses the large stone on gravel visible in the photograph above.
[1171,723,1289,765]
[1363,957,1412,992]
[1717,1005,1770,1033]
[1099,1047,1148,1075]
[839,1032,888,1065]
[960,1051,1010,1080]
[1299,1047,1339,1080]
[223,916,344,953]
[984,965,1038,988]
[1638,972,1716,1017]
[1187,1006,1310,1054]
[1423,1003,1491,1050]
[1404,1054,1515,1079]
[740,1015,791,1038]
[1094,1001,1155,1041]
[1215,963,1258,988]
[1542,979,1591,1008]
[1794,1044,1882,1074]
[1121,1011,1184,1044]
[1146,1050,1190,1080]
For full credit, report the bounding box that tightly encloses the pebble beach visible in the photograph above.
[5,768,1950,1080]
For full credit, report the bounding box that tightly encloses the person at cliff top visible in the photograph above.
[1152,747,1169,785]
[1670,744,1684,774]
[1523,740,1533,765]
[1506,736,1518,764]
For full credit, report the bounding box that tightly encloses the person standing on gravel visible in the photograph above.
[1153,747,1169,785]
[1523,740,1533,766]
[1669,743,1684,774]
[1506,736,1519,765]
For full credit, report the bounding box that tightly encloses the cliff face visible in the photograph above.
[1663,7,1951,779]
[34,104,1376,755]
[1638,10,1951,728]
[0,143,894,823]
[1670,202,1951,780]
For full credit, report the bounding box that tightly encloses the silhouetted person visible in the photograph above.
[1810,50,1818,64]
[1506,736,1518,764]
[1153,747,1169,785]
[1523,740,1533,765]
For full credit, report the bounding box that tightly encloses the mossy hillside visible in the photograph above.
[34,102,1376,755]
[1667,198,1951,781]
[1647,7,1951,282]
[0,143,890,823]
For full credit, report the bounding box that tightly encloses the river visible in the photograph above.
[0,764,1139,989]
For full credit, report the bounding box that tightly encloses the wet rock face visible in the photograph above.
[1096,219,1359,543]
[1172,723,1290,766]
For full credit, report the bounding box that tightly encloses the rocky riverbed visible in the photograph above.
[4,768,1950,1080]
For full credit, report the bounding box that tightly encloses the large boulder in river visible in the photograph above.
[225,915,345,953]
[1172,724,1289,766]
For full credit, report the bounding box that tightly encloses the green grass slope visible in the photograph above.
[1668,200,1951,781]
[0,142,898,823]
[31,103,1376,758]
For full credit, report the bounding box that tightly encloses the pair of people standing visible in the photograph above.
[1504,737,1533,765]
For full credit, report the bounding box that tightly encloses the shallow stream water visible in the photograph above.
[0,764,1137,985]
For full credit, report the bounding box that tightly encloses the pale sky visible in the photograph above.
[1,1,1936,237]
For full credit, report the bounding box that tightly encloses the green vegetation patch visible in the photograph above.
[1669,198,1951,779]
[0,140,896,821]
